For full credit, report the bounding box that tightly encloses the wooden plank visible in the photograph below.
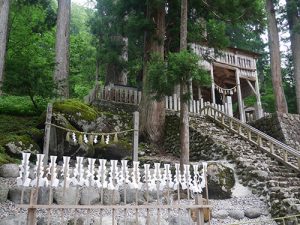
[42,103,53,165]
[138,91,142,104]
[165,96,169,109]
[133,111,139,162]
[169,96,173,110]
[134,90,138,105]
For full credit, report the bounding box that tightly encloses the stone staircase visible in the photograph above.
[189,115,300,217]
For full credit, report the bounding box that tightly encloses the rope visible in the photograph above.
[46,122,135,136]
[214,83,237,92]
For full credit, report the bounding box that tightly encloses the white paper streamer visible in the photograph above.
[16,153,31,187]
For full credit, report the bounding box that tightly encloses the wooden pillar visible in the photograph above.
[210,64,216,104]
[133,111,139,161]
[254,68,263,119]
[43,103,53,165]
[226,96,233,117]
[235,69,246,122]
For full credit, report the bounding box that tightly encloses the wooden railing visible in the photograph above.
[84,82,100,104]
[201,106,300,172]
[97,85,142,105]
[191,44,257,79]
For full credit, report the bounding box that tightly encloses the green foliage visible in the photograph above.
[4,3,56,104]
[53,99,98,122]
[147,51,211,101]
[0,95,48,116]
[69,3,97,98]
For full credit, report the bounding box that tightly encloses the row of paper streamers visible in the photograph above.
[17,153,207,193]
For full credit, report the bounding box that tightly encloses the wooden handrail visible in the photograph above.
[200,106,300,172]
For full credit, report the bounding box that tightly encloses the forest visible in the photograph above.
[0,0,299,164]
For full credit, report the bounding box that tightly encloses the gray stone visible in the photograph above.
[0,164,19,178]
[146,217,168,225]
[80,187,100,205]
[207,163,235,199]
[118,217,146,225]
[94,217,117,225]
[8,187,31,204]
[0,183,9,202]
[38,187,52,205]
[0,214,26,225]
[228,210,245,220]
[244,208,262,219]
[37,217,61,225]
[120,188,145,204]
[213,210,229,219]
[168,216,192,225]
[103,189,120,205]
[54,187,80,205]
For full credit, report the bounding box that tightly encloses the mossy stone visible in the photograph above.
[53,99,98,122]
[94,140,132,160]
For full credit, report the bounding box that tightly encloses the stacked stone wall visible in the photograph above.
[250,113,300,151]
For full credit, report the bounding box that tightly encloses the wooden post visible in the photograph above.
[235,69,246,122]
[133,112,139,161]
[43,103,53,165]
[226,96,233,117]
[195,195,205,225]
[173,94,178,111]
[254,62,263,119]
[210,64,216,104]
[27,208,37,225]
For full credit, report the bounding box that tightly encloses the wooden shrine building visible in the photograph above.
[191,43,263,122]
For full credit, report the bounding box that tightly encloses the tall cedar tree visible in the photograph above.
[54,0,71,98]
[179,0,189,167]
[286,0,300,113]
[139,1,166,147]
[0,0,10,95]
[265,0,288,113]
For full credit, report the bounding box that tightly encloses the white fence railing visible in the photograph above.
[165,94,229,116]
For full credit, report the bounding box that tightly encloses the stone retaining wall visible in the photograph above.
[250,113,300,151]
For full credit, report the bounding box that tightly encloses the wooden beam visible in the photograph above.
[235,69,246,122]
[210,64,216,104]
[246,80,257,96]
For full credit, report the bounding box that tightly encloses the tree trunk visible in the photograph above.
[179,0,189,167]
[54,0,71,98]
[265,0,288,113]
[139,3,166,147]
[0,0,10,96]
[286,0,300,113]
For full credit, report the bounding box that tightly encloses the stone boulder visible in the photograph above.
[168,216,192,225]
[94,141,132,161]
[5,137,39,159]
[213,210,229,219]
[80,187,100,205]
[0,214,26,225]
[120,188,145,204]
[207,163,235,199]
[0,164,19,178]
[0,183,9,202]
[244,208,262,219]
[8,187,31,204]
[53,187,80,205]
[118,217,146,225]
[103,189,120,205]
[228,210,245,220]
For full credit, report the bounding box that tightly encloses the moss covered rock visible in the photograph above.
[207,163,235,199]
[53,99,98,122]
[94,140,132,160]
[4,135,40,158]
